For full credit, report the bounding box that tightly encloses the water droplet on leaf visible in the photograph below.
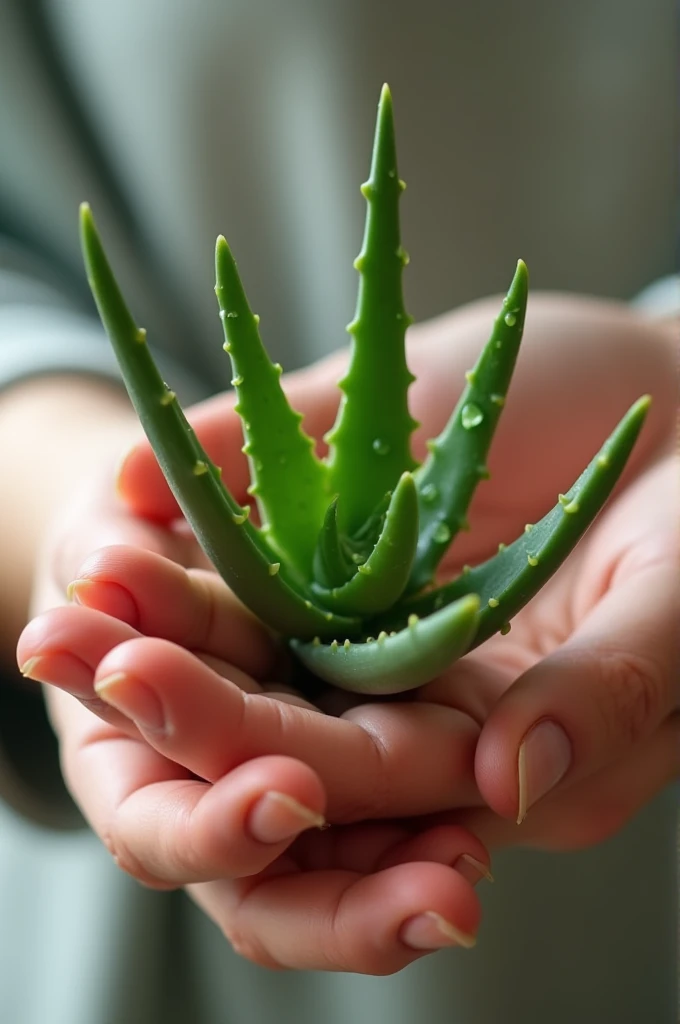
[372,438,391,455]
[420,483,439,504]
[434,522,451,544]
[461,403,484,429]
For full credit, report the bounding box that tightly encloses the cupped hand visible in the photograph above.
[110,291,679,851]
[23,408,489,975]
[20,557,488,972]
[20,547,483,822]
[453,451,679,850]
[26,669,486,972]
[21,290,677,967]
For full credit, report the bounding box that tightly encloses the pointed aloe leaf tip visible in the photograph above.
[215,235,241,294]
[370,83,397,182]
[509,258,528,308]
[324,83,416,531]
[408,257,529,592]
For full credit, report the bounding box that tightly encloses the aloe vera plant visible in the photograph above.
[79,85,650,695]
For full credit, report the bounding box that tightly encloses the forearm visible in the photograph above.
[0,374,137,661]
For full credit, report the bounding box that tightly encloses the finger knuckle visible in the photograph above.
[342,730,391,823]
[565,804,628,850]
[101,829,174,891]
[592,647,666,748]
[324,894,394,976]
[222,923,281,970]
[531,797,629,852]
[335,710,401,823]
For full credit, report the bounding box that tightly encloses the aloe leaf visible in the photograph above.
[408,260,529,592]
[215,236,328,576]
[312,496,356,588]
[80,204,358,641]
[394,395,651,642]
[343,490,393,563]
[324,84,418,533]
[291,594,480,694]
[310,472,419,615]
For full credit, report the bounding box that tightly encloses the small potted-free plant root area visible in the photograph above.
[79,85,649,695]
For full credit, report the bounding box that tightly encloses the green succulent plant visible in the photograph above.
[79,85,649,695]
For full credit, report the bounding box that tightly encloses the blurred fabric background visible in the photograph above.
[0,0,676,374]
[0,3,677,1022]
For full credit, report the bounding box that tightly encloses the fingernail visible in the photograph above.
[67,579,140,627]
[94,672,167,733]
[454,854,494,885]
[20,656,48,682]
[66,579,86,602]
[517,720,572,824]
[114,444,136,497]
[249,791,325,844]
[400,911,476,951]
[19,654,93,696]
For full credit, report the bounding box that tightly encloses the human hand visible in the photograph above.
[20,547,489,972]
[109,291,678,851]
[23,447,679,867]
[22,352,492,972]
[441,451,679,851]
[21,290,677,968]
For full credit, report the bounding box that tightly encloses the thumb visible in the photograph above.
[116,349,347,521]
[474,558,680,824]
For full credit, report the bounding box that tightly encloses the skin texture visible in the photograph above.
[18,293,679,974]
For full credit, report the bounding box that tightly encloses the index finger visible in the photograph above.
[21,602,484,822]
[93,634,483,823]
